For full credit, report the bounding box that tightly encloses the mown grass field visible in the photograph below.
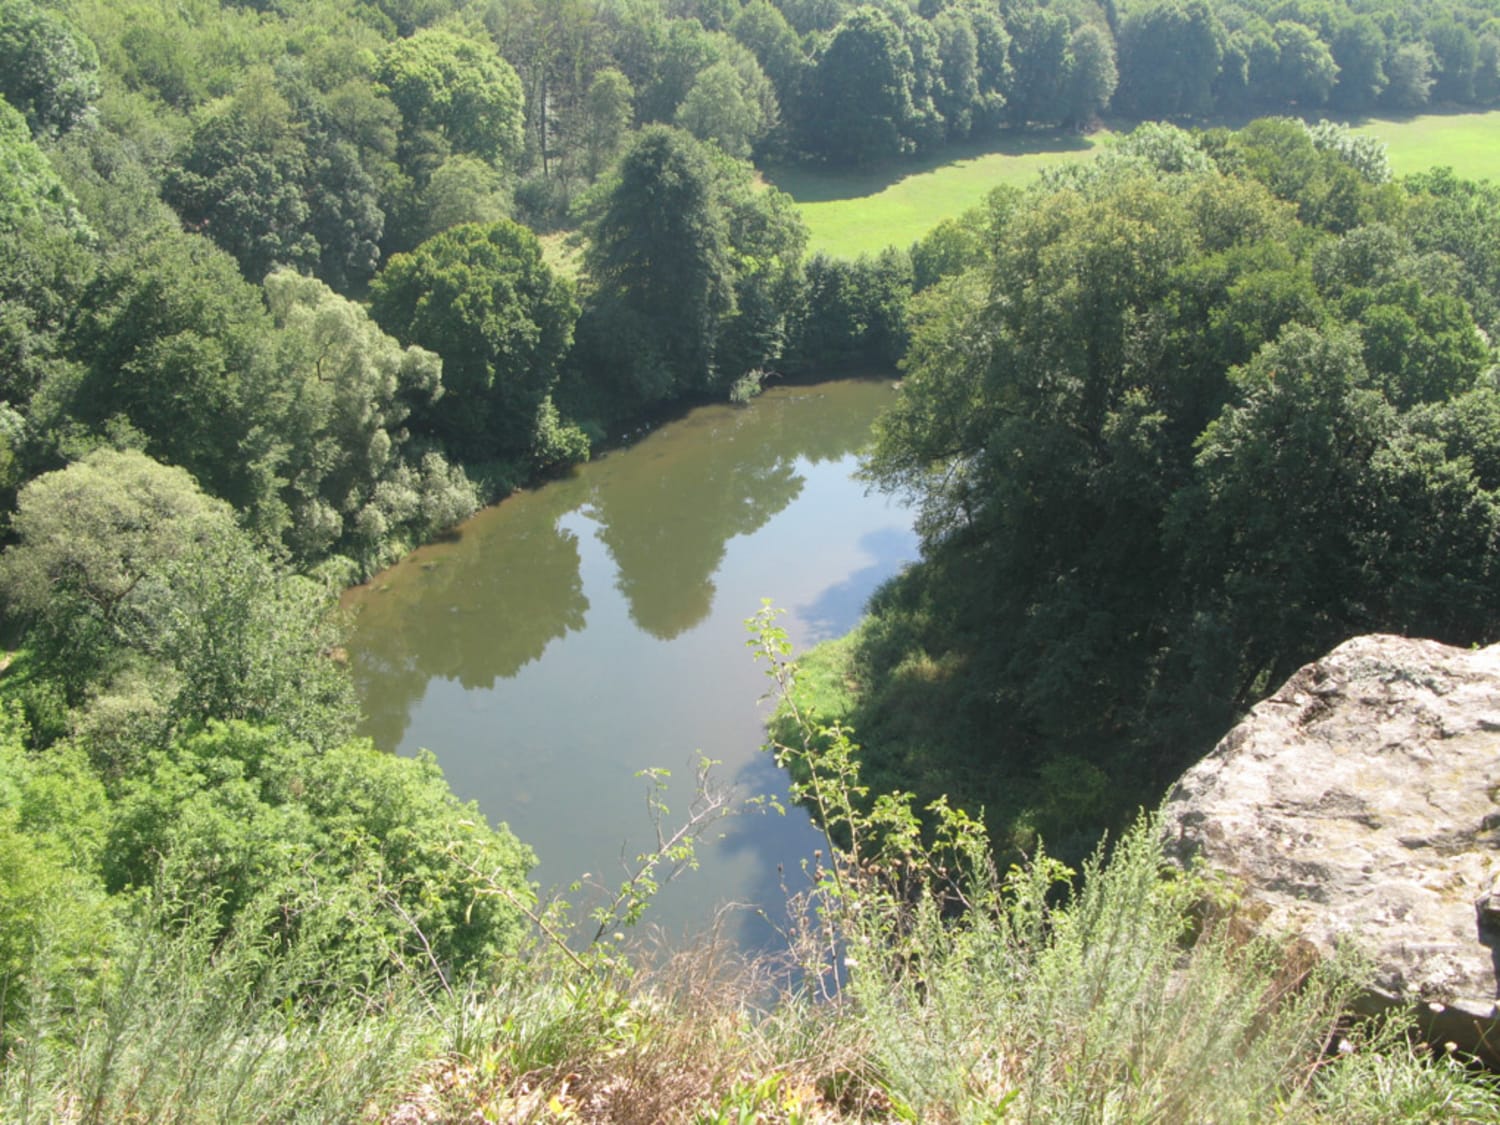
[1351,108,1500,180]
[773,111,1500,259]
[762,128,1112,258]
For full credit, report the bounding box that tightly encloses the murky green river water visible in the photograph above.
[343,378,916,947]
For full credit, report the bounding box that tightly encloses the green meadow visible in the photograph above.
[762,129,1112,258]
[776,111,1500,259]
[1351,108,1500,180]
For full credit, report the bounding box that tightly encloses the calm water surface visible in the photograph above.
[343,379,917,947]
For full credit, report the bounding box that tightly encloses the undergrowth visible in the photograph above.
[5,607,1499,1122]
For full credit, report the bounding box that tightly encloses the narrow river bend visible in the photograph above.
[344,378,917,948]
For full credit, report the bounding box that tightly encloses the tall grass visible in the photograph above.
[2,890,436,1123]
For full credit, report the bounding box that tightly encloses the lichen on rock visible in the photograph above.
[1162,634,1500,1060]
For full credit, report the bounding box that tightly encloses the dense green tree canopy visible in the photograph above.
[0,450,357,753]
[580,125,805,412]
[0,97,91,235]
[163,74,319,281]
[377,26,525,168]
[0,99,94,418]
[839,123,1500,856]
[579,67,635,180]
[68,228,290,534]
[370,218,579,463]
[1005,7,1071,127]
[1116,0,1224,118]
[264,269,479,570]
[107,720,534,976]
[805,7,917,164]
[0,0,100,137]
[583,125,736,402]
[675,51,778,159]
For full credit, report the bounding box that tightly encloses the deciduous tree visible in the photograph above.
[370,219,579,463]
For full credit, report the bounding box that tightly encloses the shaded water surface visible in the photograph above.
[344,379,917,946]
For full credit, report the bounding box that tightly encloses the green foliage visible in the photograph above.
[0,450,357,753]
[0,710,113,1042]
[676,55,776,160]
[158,66,390,292]
[580,126,806,412]
[107,721,535,978]
[1005,7,1072,127]
[1402,167,1500,334]
[0,98,91,236]
[530,395,591,471]
[729,0,806,107]
[67,227,290,533]
[579,68,635,181]
[848,128,1500,857]
[805,7,917,164]
[371,218,579,463]
[408,151,511,244]
[1116,0,1224,119]
[1385,41,1437,109]
[1064,22,1119,128]
[1223,117,1402,233]
[0,0,99,138]
[746,605,1475,1123]
[163,73,318,281]
[0,99,95,424]
[377,26,524,169]
[583,125,735,404]
[265,268,480,571]
[789,248,911,373]
[2,886,437,1124]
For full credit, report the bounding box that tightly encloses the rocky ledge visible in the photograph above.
[1162,634,1500,1061]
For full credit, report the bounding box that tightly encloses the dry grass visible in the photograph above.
[383,923,865,1124]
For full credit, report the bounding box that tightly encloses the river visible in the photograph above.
[343,378,917,949]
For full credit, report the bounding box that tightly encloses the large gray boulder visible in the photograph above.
[1162,634,1500,1060]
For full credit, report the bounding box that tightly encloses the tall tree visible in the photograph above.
[1063,22,1119,128]
[1429,19,1479,104]
[1005,7,1071,126]
[264,270,479,570]
[675,49,778,158]
[582,125,736,402]
[377,26,525,168]
[163,73,318,281]
[1329,14,1387,109]
[1383,41,1435,109]
[370,219,579,463]
[1272,21,1338,107]
[1116,0,1224,119]
[804,7,917,164]
[729,0,808,107]
[578,67,635,179]
[69,228,291,537]
[0,450,357,750]
[0,98,94,416]
[0,0,100,137]
[576,125,807,416]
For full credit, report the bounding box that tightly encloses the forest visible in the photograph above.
[5,0,1500,1116]
[798,119,1500,858]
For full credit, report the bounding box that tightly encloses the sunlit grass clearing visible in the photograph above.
[1349,108,1500,181]
[772,111,1500,259]
[764,128,1113,258]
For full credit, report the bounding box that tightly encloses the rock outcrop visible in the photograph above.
[1162,634,1500,1060]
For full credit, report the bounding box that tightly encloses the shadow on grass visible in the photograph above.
[762,128,1098,204]
[766,108,1500,205]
